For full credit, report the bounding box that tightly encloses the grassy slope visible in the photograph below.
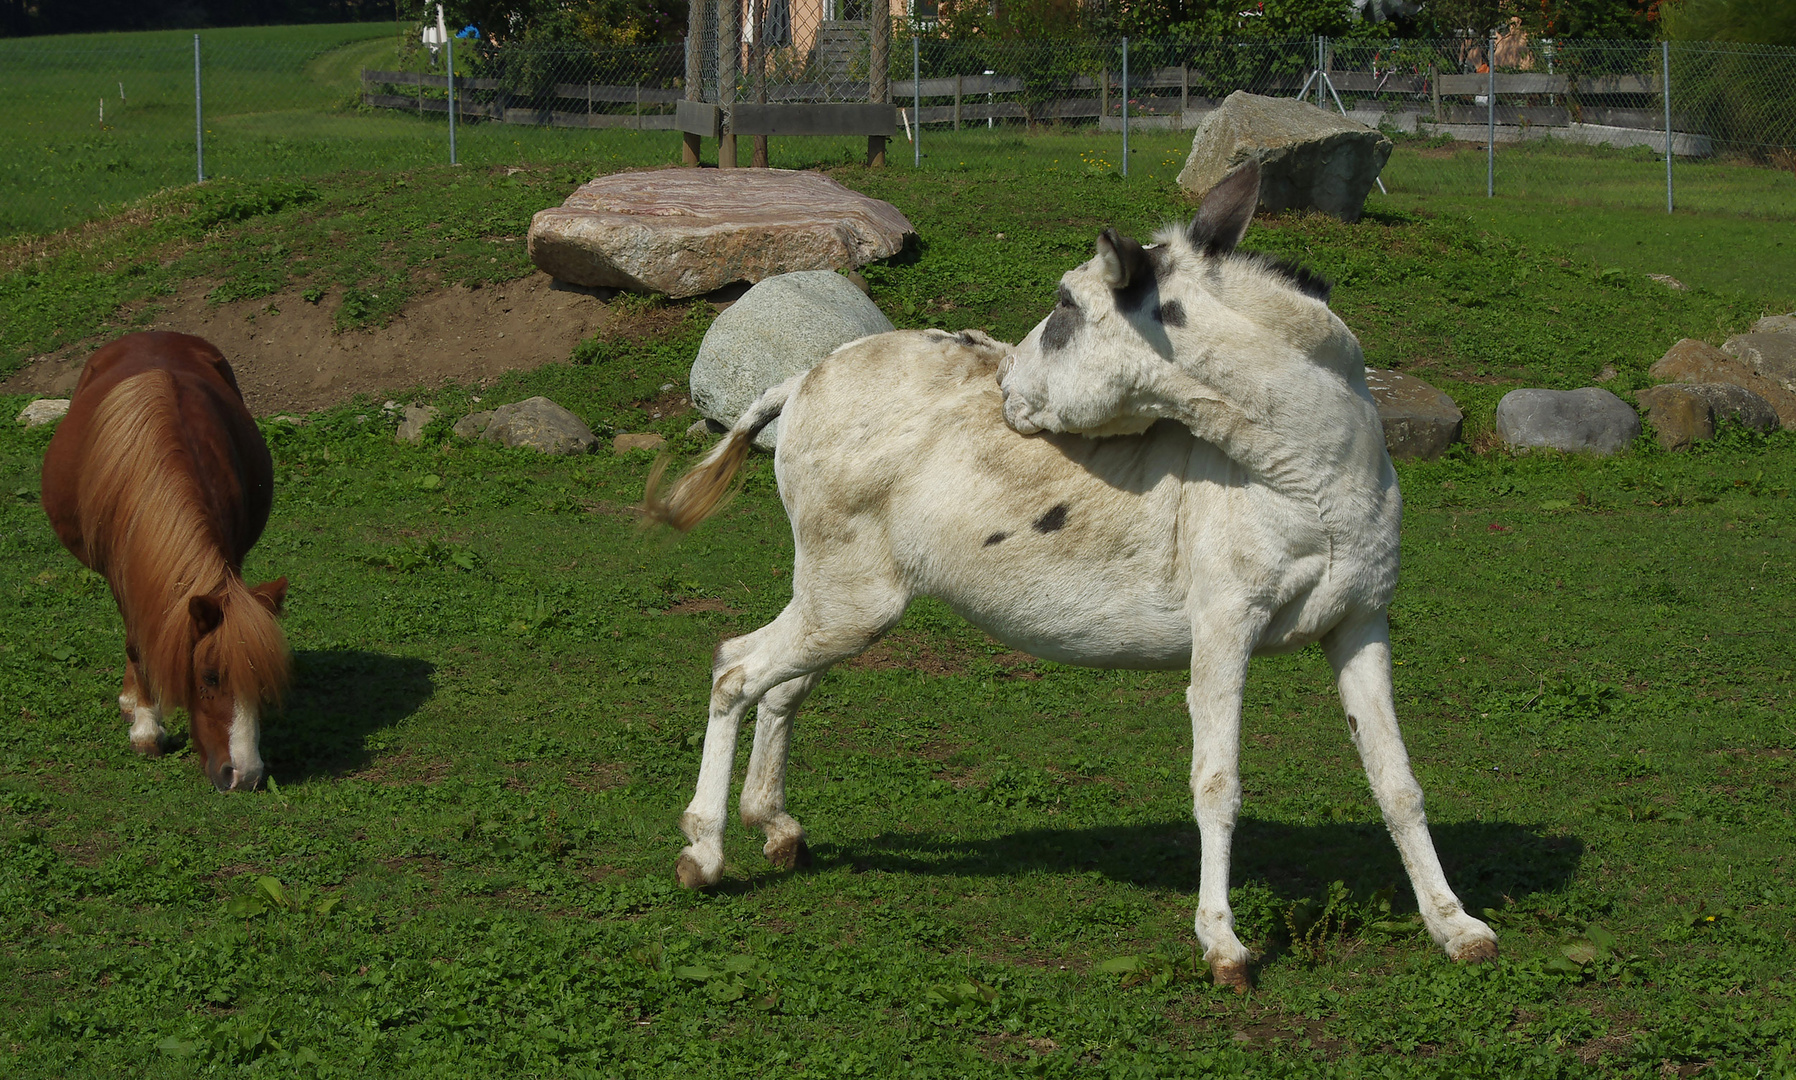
[0,151,1792,1077]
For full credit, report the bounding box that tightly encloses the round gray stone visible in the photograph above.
[1495,387,1641,455]
[690,270,894,449]
[480,396,597,455]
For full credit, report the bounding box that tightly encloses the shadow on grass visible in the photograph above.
[264,649,436,781]
[821,816,1581,913]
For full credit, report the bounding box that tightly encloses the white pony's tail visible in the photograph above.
[641,376,797,532]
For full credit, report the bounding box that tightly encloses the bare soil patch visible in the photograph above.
[1,273,621,416]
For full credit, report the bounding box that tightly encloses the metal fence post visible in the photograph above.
[913,35,921,168]
[193,34,204,183]
[1486,30,1496,198]
[1663,40,1673,213]
[447,34,458,166]
[1121,37,1129,178]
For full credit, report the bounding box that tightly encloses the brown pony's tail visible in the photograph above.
[641,376,797,532]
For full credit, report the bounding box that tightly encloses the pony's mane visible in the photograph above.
[77,370,289,711]
[1151,224,1334,304]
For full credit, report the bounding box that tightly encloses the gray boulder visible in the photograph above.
[1177,91,1393,222]
[1495,387,1640,455]
[1363,368,1462,460]
[396,404,440,444]
[1680,382,1779,433]
[453,410,494,440]
[1723,331,1796,397]
[479,397,597,455]
[1750,312,1796,335]
[690,270,894,449]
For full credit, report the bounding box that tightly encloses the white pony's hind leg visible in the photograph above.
[677,583,904,889]
[1186,620,1259,990]
[1323,611,1498,964]
[740,672,823,870]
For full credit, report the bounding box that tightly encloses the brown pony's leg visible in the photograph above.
[119,644,165,756]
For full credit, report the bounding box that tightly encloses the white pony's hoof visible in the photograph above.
[1445,918,1499,963]
[1211,957,1250,992]
[763,835,812,871]
[675,847,723,889]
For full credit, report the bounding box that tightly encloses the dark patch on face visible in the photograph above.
[1032,503,1068,533]
[984,531,1008,547]
[1041,285,1083,351]
[1157,299,1186,327]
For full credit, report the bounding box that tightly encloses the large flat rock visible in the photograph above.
[527,169,915,299]
[1177,91,1392,222]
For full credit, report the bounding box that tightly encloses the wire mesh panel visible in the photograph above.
[3,27,1793,239]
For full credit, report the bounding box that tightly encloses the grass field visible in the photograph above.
[1,135,1795,1074]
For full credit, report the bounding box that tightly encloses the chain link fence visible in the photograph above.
[4,25,1793,239]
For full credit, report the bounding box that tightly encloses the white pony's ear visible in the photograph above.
[1094,230,1128,289]
[1190,159,1261,255]
[1094,229,1153,291]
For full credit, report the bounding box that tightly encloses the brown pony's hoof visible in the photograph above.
[1212,958,1250,993]
[131,737,165,758]
[1452,938,1499,964]
[766,837,812,871]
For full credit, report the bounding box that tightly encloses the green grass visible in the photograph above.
[0,66,1794,1079]
[1374,138,1796,300]
[1,347,1793,1077]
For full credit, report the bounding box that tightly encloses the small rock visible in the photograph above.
[396,404,440,444]
[613,432,666,453]
[1722,331,1796,396]
[17,399,70,426]
[842,269,870,295]
[1647,274,1687,291]
[690,270,895,449]
[1363,368,1462,461]
[1679,382,1780,432]
[659,383,675,393]
[481,397,597,455]
[1651,338,1796,429]
[1495,387,1641,455]
[1595,364,1619,382]
[268,414,306,426]
[1750,312,1796,335]
[686,418,727,437]
[453,410,494,439]
[1635,385,1713,451]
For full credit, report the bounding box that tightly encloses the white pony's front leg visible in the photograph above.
[740,673,821,870]
[677,639,762,888]
[1323,611,1498,964]
[1187,622,1258,990]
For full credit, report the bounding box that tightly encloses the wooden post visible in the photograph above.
[635,82,641,128]
[868,5,889,166]
[717,0,739,167]
[1180,64,1188,120]
[1429,63,1439,123]
[751,0,768,167]
[954,74,963,130]
[1100,68,1109,119]
[683,7,702,164]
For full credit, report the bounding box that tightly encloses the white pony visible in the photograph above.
[644,161,1496,987]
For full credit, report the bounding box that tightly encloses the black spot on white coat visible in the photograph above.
[1032,504,1068,533]
[984,531,1008,546]
[1041,286,1084,351]
[1157,300,1186,327]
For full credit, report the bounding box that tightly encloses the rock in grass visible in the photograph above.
[16,399,69,427]
[479,397,597,455]
[1495,387,1640,455]
[612,432,665,453]
[690,270,894,450]
[1177,91,1393,223]
[453,410,494,440]
[1650,338,1796,430]
[1723,331,1796,397]
[1679,382,1779,433]
[1635,385,1713,451]
[1363,368,1462,461]
[396,404,440,444]
[526,169,914,299]
[1751,312,1796,335]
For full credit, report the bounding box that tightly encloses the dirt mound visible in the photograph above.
[2,273,625,416]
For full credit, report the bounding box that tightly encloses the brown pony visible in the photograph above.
[41,331,290,792]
